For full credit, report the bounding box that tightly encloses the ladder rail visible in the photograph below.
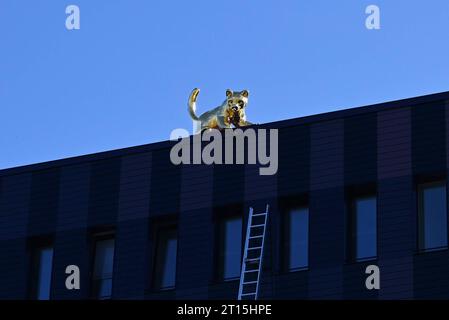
[254,204,269,300]
[238,207,253,300]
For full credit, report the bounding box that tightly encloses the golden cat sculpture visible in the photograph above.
[188,88,253,133]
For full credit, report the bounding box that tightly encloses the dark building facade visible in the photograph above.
[1,91,449,299]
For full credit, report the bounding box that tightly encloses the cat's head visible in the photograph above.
[225,89,249,112]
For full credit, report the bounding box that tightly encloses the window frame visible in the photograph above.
[417,180,448,253]
[29,244,54,300]
[90,232,115,300]
[283,206,310,272]
[215,214,244,282]
[347,194,378,263]
[152,225,178,291]
[26,234,55,300]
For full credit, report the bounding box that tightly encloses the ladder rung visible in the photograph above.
[245,258,260,263]
[244,269,259,274]
[243,281,258,285]
[240,293,256,296]
[249,235,263,239]
[252,213,267,217]
[248,246,262,250]
[251,224,265,228]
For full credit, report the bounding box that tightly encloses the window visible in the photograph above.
[349,196,377,261]
[418,182,448,251]
[153,227,178,290]
[286,208,309,271]
[91,237,115,299]
[31,246,54,300]
[218,216,242,280]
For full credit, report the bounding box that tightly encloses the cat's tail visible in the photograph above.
[188,88,200,121]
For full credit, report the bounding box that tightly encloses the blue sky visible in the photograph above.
[1,0,449,169]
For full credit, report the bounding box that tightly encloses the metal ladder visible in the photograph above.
[238,204,269,300]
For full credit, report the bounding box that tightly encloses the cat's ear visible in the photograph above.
[226,89,233,98]
[241,90,249,98]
